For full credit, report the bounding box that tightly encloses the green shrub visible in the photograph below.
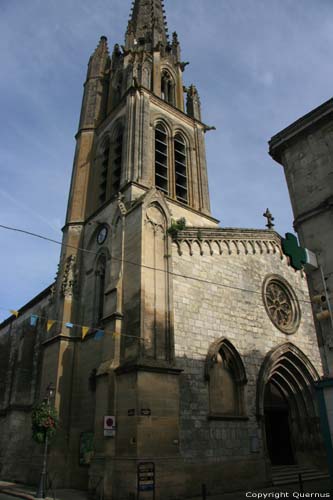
[167,218,187,238]
[31,401,59,444]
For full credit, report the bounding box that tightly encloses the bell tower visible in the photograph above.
[64,0,213,225]
[40,0,218,496]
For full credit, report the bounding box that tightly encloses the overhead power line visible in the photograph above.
[0,223,314,306]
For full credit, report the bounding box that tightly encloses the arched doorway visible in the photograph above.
[264,381,294,465]
[257,343,323,467]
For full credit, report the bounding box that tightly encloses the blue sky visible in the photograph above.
[1,0,333,320]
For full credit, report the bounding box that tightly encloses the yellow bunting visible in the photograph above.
[47,320,55,332]
[82,326,90,340]
[10,310,19,318]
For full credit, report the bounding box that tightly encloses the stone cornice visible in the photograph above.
[42,334,81,347]
[269,98,333,163]
[115,360,183,376]
[74,127,95,140]
[173,228,283,257]
[125,182,219,223]
[294,195,333,229]
[84,182,219,225]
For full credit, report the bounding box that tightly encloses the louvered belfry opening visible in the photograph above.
[96,254,106,325]
[99,142,110,205]
[111,129,123,196]
[155,124,168,195]
[174,133,188,203]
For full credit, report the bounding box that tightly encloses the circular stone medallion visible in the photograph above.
[262,275,301,334]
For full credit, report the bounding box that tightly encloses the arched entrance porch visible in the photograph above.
[264,381,294,464]
[256,343,323,468]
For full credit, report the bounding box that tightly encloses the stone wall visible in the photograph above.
[269,100,333,376]
[0,289,51,482]
[171,229,324,494]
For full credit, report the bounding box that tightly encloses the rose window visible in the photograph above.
[262,275,301,334]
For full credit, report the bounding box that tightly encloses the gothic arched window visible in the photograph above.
[161,71,175,105]
[95,254,106,325]
[205,339,247,418]
[155,123,168,195]
[110,127,123,197]
[97,128,123,208]
[99,139,110,205]
[174,133,188,204]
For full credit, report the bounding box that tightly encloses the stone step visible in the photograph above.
[271,465,329,486]
[273,475,329,486]
[273,464,315,468]
[273,469,321,477]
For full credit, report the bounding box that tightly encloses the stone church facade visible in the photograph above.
[0,1,328,498]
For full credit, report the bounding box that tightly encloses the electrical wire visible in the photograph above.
[35,313,149,343]
[0,223,319,309]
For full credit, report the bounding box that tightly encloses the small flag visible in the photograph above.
[30,315,38,327]
[82,326,90,340]
[10,310,19,318]
[65,322,74,329]
[113,332,121,339]
[47,320,55,332]
[94,329,105,341]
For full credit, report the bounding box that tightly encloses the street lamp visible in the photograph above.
[36,383,55,500]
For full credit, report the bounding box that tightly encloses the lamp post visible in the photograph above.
[36,383,55,500]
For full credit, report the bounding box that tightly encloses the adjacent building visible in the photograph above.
[270,97,333,477]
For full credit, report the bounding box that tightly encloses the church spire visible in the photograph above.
[126,0,168,50]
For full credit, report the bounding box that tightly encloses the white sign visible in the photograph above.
[104,416,116,437]
[304,248,319,271]
[104,429,115,437]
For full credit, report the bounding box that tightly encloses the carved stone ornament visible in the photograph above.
[146,205,166,231]
[61,255,78,298]
[262,275,301,334]
[117,192,127,216]
[48,284,56,304]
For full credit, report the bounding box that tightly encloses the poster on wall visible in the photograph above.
[79,431,94,466]
[104,415,116,437]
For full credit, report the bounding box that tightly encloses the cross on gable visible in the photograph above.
[282,233,307,271]
[263,208,275,229]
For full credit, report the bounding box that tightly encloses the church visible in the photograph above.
[0,1,328,499]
